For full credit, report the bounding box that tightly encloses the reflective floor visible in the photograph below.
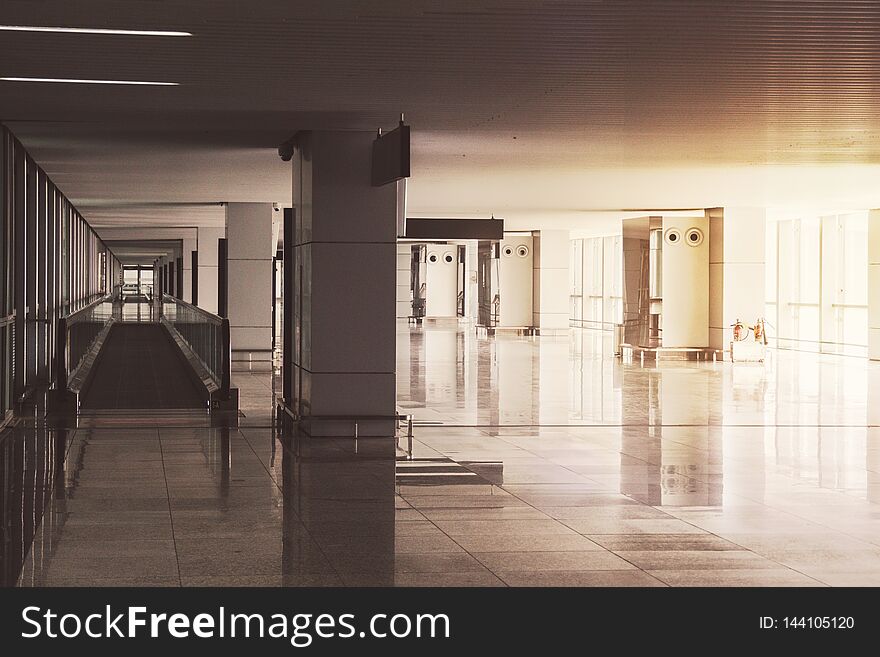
[4,320,880,586]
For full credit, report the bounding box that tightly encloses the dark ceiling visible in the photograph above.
[3,1,880,227]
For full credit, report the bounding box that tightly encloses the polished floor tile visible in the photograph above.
[5,322,880,587]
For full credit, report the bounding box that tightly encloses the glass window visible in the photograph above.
[569,234,623,330]
[766,211,868,356]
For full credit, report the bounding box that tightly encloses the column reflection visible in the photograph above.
[620,361,722,507]
[281,426,396,586]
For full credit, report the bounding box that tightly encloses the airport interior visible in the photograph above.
[4,1,880,588]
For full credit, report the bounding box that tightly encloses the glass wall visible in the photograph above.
[765,212,868,357]
[0,124,121,418]
[1,131,12,424]
[569,235,623,330]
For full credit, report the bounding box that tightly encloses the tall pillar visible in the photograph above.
[196,226,225,314]
[497,234,534,328]
[291,131,398,436]
[168,259,176,298]
[396,243,411,318]
[225,203,273,371]
[181,236,196,303]
[662,215,709,347]
[869,210,880,360]
[466,241,479,320]
[532,229,570,334]
[158,257,167,295]
[708,207,766,353]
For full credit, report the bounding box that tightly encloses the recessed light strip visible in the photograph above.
[0,25,191,36]
[1,77,178,86]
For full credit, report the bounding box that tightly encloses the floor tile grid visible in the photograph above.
[406,430,829,586]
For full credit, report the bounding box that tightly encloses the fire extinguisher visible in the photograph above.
[754,317,767,345]
[732,319,746,342]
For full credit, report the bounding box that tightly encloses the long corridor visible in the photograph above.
[5,323,880,587]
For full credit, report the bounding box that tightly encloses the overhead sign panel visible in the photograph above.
[371,121,410,186]
[404,218,504,241]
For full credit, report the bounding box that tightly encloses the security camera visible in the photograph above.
[278,139,294,162]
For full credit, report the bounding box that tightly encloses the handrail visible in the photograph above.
[64,291,115,321]
[159,294,231,400]
[55,292,118,392]
[0,312,14,329]
[161,293,223,324]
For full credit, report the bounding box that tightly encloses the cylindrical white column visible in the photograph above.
[425,245,458,317]
[661,216,709,347]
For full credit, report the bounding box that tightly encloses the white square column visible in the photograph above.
[225,203,274,371]
[196,226,225,314]
[292,131,398,436]
[181,236,196,303]
[708,207,766,353]
[396,243,411,318]
[869,209,880,360]
[532,229,570,333]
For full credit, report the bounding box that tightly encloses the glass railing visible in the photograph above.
[159,295,231,399]
[56,294,119,390]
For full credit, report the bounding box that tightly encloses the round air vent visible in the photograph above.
[443,252,455,263]
[428,253,439,263]
[502,245,515,257]
[515,245,530,258]
[685,227,704,246]
[664,229,682,246]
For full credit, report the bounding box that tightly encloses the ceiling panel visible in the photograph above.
[3,1,880,225]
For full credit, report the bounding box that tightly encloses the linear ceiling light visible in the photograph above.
[0,25,191,36]
[1,77,178,86]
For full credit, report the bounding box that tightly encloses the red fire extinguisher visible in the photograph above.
[732,319,746,342]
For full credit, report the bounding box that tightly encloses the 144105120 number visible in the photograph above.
[783,617,854,630]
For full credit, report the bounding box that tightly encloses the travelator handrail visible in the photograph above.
[55,292,119,392]
[158,294,231,400]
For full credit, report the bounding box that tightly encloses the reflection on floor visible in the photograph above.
[4,320,880,586]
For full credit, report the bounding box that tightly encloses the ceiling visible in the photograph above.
[105,239,181,265]
[4,0,880,232]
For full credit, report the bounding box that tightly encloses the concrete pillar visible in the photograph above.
[869,210,880,360]
[532,229,570,333]
[181,236,196,303]
[396,243,411,318]
[498,234,534,328]
[291,131,398,436]
[158,256,168,295]
[661,215,709,347]
[466,241,478,321]
[707,207,766,353]
[425,245,458,317]
[196,227,225,314]
[226,202,274,371]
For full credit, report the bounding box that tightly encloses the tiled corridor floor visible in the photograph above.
[5,322,880,586]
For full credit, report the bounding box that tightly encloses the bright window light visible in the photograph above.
[1,77,178,86]
[0,25,191,36]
